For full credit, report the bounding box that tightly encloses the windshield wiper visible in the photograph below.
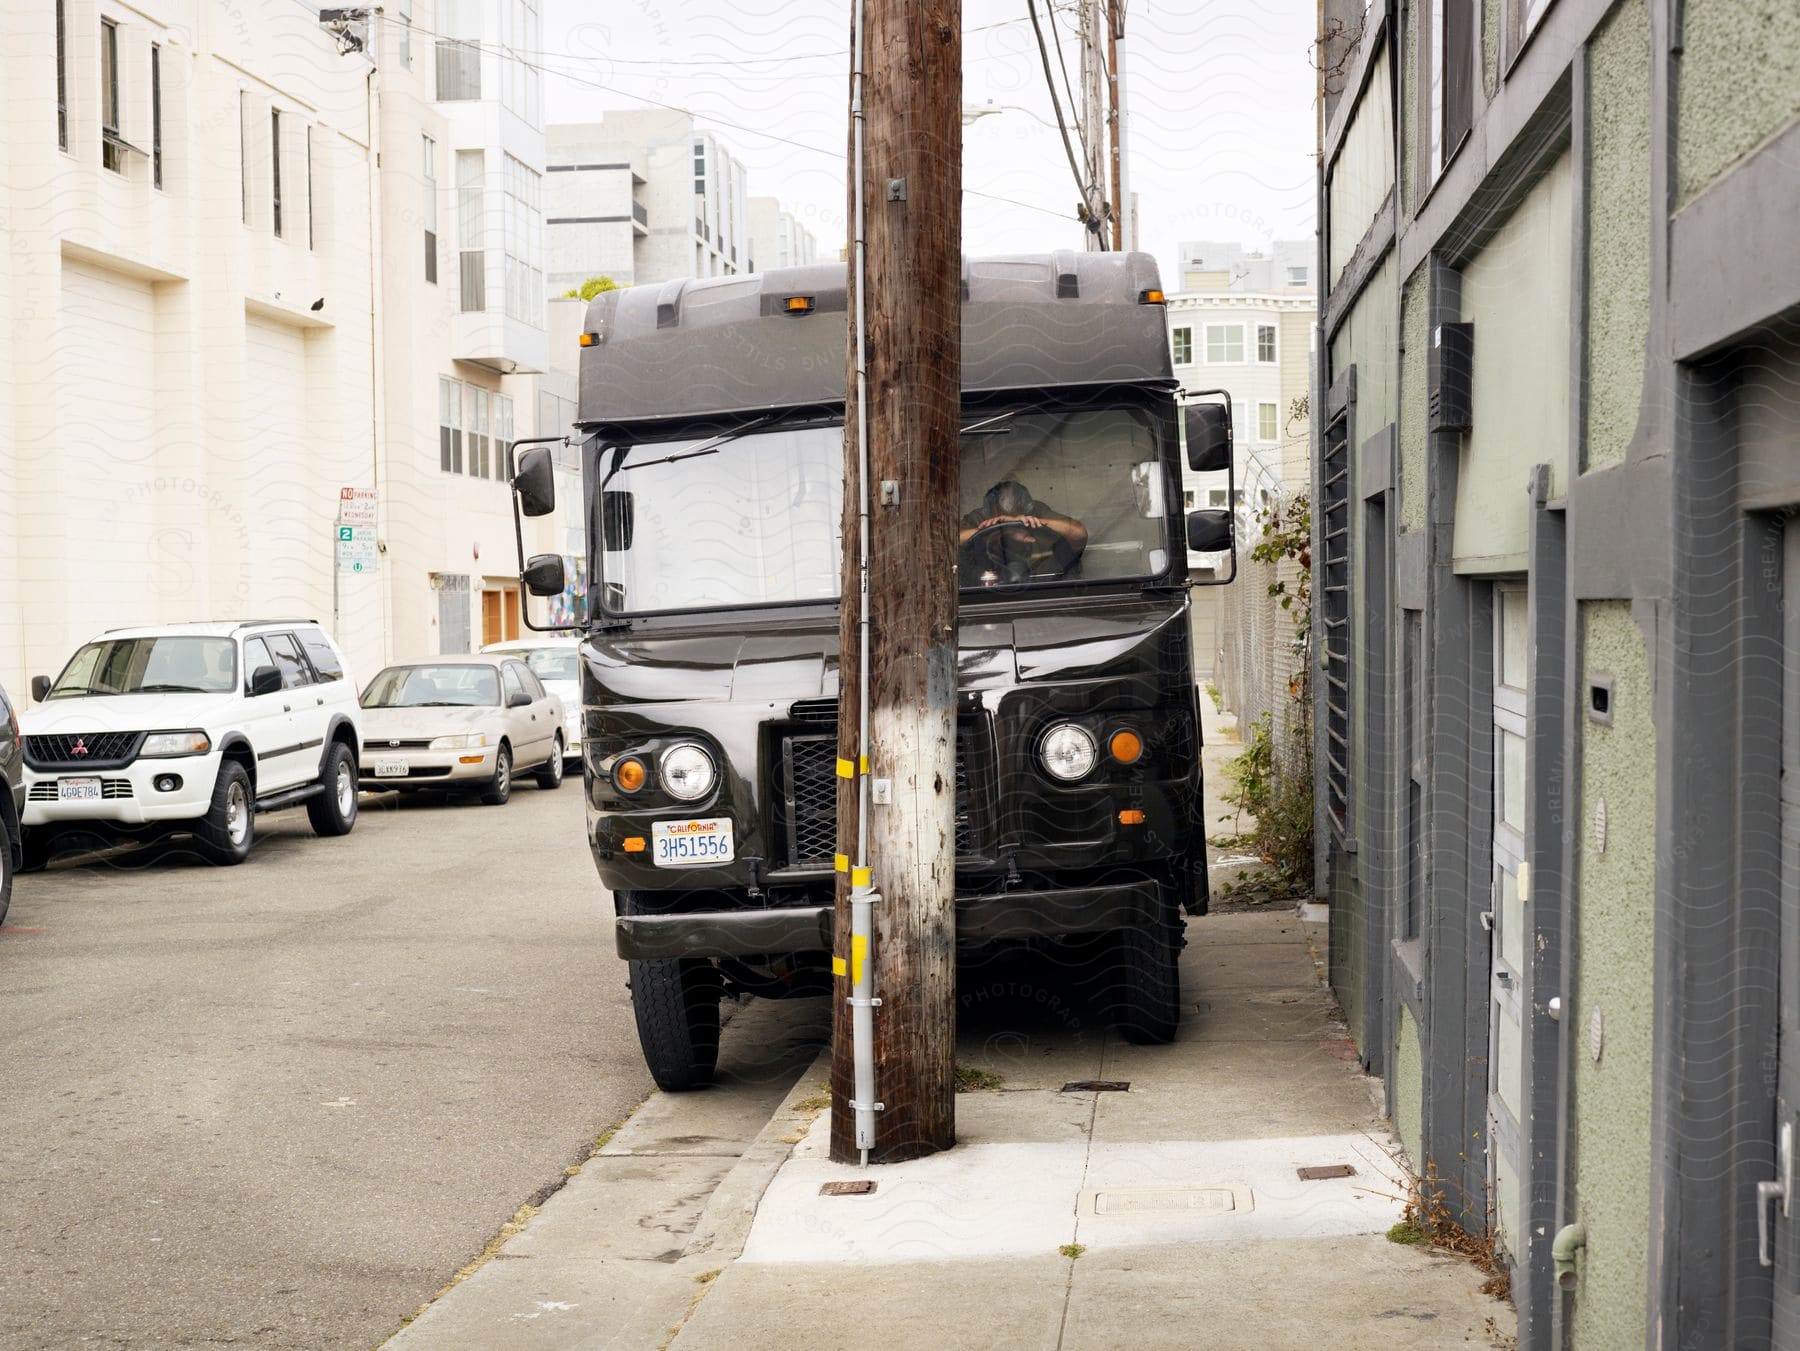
[137,683,209,693]
[601,413,787,488]
[959,410,1018,437]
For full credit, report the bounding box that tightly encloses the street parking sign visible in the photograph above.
[336,524,377,574]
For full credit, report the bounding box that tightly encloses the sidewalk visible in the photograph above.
[389,703,1514,1349]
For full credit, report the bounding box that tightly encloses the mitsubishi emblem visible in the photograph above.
[71,737,89,757]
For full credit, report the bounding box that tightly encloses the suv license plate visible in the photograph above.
[59,777,102,801]
[373,758,409,777]
[651,819,734,867]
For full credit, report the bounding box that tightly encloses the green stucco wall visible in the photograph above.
[1585,0,1652,472]
[1330,866,1364,1050]
[1399,265,1429,531]
[1400,0,1417,217]
[1395,1002,1423,1166]
[1483,0,1501,98]
[1570,601,1656,1349]
[1329,48,1395,285]
[1330,252,1398,439]
[1454,151,1572,572]
[1677,0,1800,206]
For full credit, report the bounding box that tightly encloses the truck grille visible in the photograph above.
[778,723,981,871]
[24,732,143,771]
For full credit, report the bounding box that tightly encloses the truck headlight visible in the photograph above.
[660,743,716,801]
[429,733,488,750]
[140,730,212,757]
[1039,723,1097,781]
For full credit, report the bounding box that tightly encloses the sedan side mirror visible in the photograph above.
[508,689,532,708]
[30,675,50,702]
[523,553,566,597]
[249,664,282,697]
[513,447,557,518]
[1187,509,1233,554]
[1185,401,1232,473]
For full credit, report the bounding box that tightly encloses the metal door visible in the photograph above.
[1767,524,1800,1336]
[1489,581,1529,1265]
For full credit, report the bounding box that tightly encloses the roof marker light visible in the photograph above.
[784,295,815,314]
[579,332,600,347]
[1139,289,1166,305]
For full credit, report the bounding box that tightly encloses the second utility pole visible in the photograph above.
[830,0,962,1165]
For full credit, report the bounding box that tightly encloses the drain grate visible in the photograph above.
[819,1180,878,1197]
[1296,1164,1357,1181]
[1061,1080,1130,1093]
[1079,1184,1253,1217]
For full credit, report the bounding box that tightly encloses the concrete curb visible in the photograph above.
[603,1052,831,1350]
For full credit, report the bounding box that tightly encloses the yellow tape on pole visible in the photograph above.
[835,758,855,779]
[834,853,849,872]
[851,933,869,986]
[832,956,847,976]
[851,867,871,887]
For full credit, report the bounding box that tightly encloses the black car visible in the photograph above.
[0,681,25,925]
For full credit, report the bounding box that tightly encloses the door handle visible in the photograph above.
[316,697,325,706]
[1759,1120,1794,1267]
[283,704,292,713]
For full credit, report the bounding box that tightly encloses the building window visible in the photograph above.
[1171,327,1192,365]
[495,394,514,479]
[1287,266,1308,287]
[500,0,541,127]
[1257,325,1277,363]
[439,377,464,473]
[398,0,413,67]
[1205,324,1244,363]
[56,0,68,149]
[502,153,542,326]
[239,92,248,223]
[305,125,314,248]
[1424,0,1475,180]
[468,387,490,479]
[100,19,122,172]
[436,0,481,101]
[422,135,438,283]
[693,141,705,194]
[1258,402,1278,443]
[270,109,283,236]
[457,150,485,311]
[1515,0,1554,43]
[151,44,163,188]
[1183,490,1195,509]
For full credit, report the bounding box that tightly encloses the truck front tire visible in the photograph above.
[628,956,722,1091]
[1113,874,1184,1044]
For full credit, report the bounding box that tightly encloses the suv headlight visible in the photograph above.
[140,730,212,758]
[429,733,488,750]
[1039,723,1097,781]
[660,743,717,801]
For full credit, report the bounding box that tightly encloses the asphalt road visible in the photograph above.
[0,780,651,1348]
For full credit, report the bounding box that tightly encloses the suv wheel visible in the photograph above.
[0,817,13,927]
[306,741,359,837]
[196,760,255,866]
[479,743,513,806]
[628,956,722,1091]
[534,737,565,790]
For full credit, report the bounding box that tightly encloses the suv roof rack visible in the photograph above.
[232,618,319,630]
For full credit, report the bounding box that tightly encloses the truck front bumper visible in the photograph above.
[613,879,1161,961]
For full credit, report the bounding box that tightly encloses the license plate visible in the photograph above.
[59,777,102,801]
[373,758,409,777]
[651,818,734,867]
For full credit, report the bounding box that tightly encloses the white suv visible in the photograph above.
[19,620,364,868]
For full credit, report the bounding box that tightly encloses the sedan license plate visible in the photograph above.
[59,777,103,801]
[651,818,734,867]
[373,758,409,777]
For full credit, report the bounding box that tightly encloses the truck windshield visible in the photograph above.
[597,404,1174,616]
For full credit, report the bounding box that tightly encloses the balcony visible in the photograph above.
[452,307,546,375]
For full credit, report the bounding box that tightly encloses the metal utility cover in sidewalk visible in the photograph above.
[1078,1184,1253,1217]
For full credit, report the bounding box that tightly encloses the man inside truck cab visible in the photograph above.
[957,479,1089,585]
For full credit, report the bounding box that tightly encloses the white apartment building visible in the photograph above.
[0,0,563,700]
[747,197,818,274]
[377,0,561,657]
[0,0,387,694]
[544,110,752,294]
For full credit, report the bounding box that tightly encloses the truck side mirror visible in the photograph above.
[30,675,50,702]
[1185,402,1232,473]
[601,490,635,551]
[249,664,282,697]
[523,553,566,597]
[1187,509,1233,553]
[513,447,556,518]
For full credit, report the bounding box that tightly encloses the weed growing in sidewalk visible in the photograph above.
[1388,1159,1512,1301]
[1059,1243,1086,1259]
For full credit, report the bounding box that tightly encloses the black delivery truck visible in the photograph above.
[510,251,1236,1090]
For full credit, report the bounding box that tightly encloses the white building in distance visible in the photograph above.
[747,197,818,274]
[543,110,762,294]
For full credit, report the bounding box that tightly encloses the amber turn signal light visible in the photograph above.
[784,295,815,314]
[1109,729,1144,763]
[622,836,646,853]
[1139,288,1166,305]
[614,757,647,793]
[578,331,600,346]
[1119,809,1146,825]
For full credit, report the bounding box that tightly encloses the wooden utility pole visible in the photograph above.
[829,0,962,1164]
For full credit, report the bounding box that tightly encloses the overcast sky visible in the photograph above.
[539,1,1317,286]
